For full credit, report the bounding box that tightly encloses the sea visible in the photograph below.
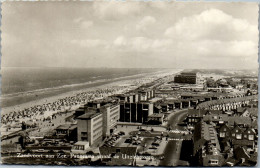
[0,67,165,108]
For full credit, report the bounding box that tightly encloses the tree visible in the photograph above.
[206,77,216,87]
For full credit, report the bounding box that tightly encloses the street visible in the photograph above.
[160,109,188,166]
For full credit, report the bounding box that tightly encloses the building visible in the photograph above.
[99,147,137,166]
[77,112,103,146]
[100,103,120,138]
[71,141,90,154]
[147,113,165,125]
[119,101,153,123]
[174,72,198,84]
[118,88,155,123]
[75,98,120,139]
[196,95,257,111]
[218,124,231,139]
[193,121,224,166]
[185,109,222,125]
[219,125,256,150]
[137,88,155,101]
[55,124,77,142]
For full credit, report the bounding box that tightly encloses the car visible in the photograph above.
[132,141,138,145]
[149,146,157,149]
[152,142,159,146]
[155,136,161,140]
[118,131,125,136]
[125,139,132,143]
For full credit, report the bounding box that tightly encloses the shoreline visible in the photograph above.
[1,69,182,116]
[0,69,174,108]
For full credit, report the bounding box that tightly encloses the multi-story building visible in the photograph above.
[100,103,120,138]
[77,112,103,146]
[119,101,153,123]
[118,88,155,124]
[75,97,120,139]
[174,72,198,84]
[114,92,140,103]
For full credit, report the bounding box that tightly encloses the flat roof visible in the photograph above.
[149,97,162,103]
[56,124,77,130]
[74,141,89,145]
[77,112,102,120]
[149,113,164,117]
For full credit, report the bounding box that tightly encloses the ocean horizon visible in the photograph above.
[0,67,167,108]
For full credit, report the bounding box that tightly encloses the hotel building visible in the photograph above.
[77,112,103,146]
[174,72,198,84]
[100,103,120,138]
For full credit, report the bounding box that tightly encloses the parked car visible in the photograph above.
[118,131,125,136]
[125,138,132,143]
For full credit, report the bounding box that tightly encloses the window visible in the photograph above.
[143,105,149,110]
[210,159,218,165]
[81,132,88,137]
[232,133,235,137]
[236,134,242,139]
[248,135,254,140]
[73,145,84,150]
[220,132,225,138]
[224,128,226,131]
[236,130,238,133]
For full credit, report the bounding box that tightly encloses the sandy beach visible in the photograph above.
[1,69,182,136]
[1,69,181,115]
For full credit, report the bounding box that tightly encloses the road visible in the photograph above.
[159,109,188,166]
[167,109,189,130]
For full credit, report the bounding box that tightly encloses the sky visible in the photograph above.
[1,1,259,69]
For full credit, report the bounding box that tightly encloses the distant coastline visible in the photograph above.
[0,68,182,114]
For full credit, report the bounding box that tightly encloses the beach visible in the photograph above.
[1,69,182,136]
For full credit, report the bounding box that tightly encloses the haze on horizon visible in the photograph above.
[1,1,259,69]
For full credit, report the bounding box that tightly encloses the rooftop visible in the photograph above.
[56,124,77,130]
[77,112,102,120]
[74,141,89,146]
[197,95,257,109]
[148,97,163,103]
[148,113,164,118]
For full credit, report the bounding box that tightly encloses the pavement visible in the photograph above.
[159,109,189,166]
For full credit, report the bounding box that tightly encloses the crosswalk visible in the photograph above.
[169,130,190,134]
[168,138,192,141]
